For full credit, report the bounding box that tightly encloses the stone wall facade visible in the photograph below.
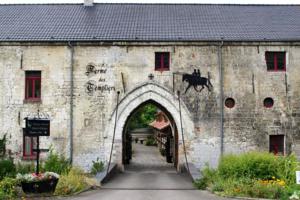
[0,42,299,171]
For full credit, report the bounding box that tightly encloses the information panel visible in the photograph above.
[25,119,50,136]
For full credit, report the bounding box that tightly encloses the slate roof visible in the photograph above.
[0,3,300,42]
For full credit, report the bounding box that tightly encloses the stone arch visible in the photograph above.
[104,81,195,169]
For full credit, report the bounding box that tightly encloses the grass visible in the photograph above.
[194,152,300,199]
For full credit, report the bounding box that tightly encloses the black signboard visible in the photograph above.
[25,119,50,136]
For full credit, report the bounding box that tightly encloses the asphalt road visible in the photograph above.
[66,143,233,200]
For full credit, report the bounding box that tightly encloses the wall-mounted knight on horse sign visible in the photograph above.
[182,69,213,94]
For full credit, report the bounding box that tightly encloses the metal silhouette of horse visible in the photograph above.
[182,73,213,94]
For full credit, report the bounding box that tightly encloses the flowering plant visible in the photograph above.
[257,176,286,187]
[16,172,59,183]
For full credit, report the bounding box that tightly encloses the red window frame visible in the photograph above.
[25,71,41,101]
[155,52,170,72]
[23,129,37,159]
[265,52,286,72]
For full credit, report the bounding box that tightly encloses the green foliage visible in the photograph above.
[0,177,18,199]
[0,159,16,180]
[280,184,300,200]
[276,154,299,185]
[128,104,157,130]
[194,177,208,190]
[194,165,217,190]
[194,151,300,199]
[90,158,104,175]
[160,148,166,156]
[145,136,156,146]
[217,178,284,199]
[16,162,35,174]
[218,151,299,183]
[218,152,279,180]
[43,150,71,175]
[54,167,88,196]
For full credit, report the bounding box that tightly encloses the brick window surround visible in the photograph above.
[265,52,286,71]
[155,52,170,71]
[25,71,41,101]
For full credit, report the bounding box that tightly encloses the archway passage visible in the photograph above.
[102,82,195,189]
[122,100,179,172]
[104,82,195,170]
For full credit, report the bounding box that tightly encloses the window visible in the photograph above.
[23,129,37,159]
[155,52,170,71]
[265,52,286,71]
[25,71,41,100]
[263,97,274,108]
[225,98,235,108]
[269,135,284,155]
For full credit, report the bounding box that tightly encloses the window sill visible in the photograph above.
[267,70,286,72]
[22,156,37,160]
[23,99,42,104]
[155,69,170,72]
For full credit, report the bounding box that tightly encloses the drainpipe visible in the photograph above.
[68,41,74,164]
[218,40,224,157]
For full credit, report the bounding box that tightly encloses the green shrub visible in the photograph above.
[197,151,300,199]
[145,136,156,146]
[219,152,279,180]
[210,177,285,199]
[16,162,35,174]
[90,158,104,175]
[0,177,18,199]
[280,184,300,200]
[194,178,208,190]
[43,150,71,175]
[218,152,299,184]
[245,180,284,199]
[0,159,16,180]
[194,165,217,190]
[276,154,299,185]
[288,190,300,200]
[54,168,88,196]
[160,149,166,156]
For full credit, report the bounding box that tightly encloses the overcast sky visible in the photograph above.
[1,0,300,4]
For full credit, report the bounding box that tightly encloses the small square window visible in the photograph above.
[155,52,170,71]
[265,52,286,71]
[25,71,41,101]
[23,129,37,159]
[269,135,284,155]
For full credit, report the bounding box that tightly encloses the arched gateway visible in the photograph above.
[104,81,195,171]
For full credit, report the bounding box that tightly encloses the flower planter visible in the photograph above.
[21,178,59,193]
[17,172,60,194]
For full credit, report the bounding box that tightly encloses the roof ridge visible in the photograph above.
[0,3,299,6]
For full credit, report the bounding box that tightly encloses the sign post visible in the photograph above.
[26,119,50,136]
[25,118,50,175]
[296,171,300,184]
